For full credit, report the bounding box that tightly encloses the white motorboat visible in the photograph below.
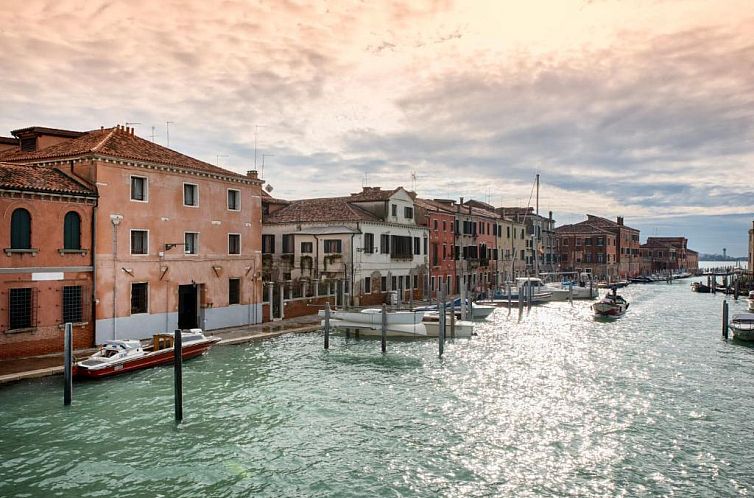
[415,299,495,319]
[516,277,598,301]
[73,329,221,379]
[592,290,629,319]
[318,308,427,337]
[422,313,475,338]
[729,313,754,341]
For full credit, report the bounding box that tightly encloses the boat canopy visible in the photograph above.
[102,340,142,350]
[732,313,754,321]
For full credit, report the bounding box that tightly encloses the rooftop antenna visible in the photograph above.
[410,171,416,191]
[363,172,369,187]
[254,124,266,169]
[261,154,274,180]
[166,121,174,147]
[216,154,228,166]
[125,122,141,132]
[149,126,158,142]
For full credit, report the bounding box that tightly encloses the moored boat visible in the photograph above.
[318,308,427,337]
[729,313,754,341]
[73,329,221,379]
[422,313,475,338]
[592,289,629,319]
[691,282,711,293]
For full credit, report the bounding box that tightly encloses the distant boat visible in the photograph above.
[691,282,711,293]
[729,313,754,341]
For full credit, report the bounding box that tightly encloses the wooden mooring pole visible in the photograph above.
[381,304,387,353]
[722,300,729,339]
[449,298,456,339]
[63,322,73,406]
[324,302,331,350]
[174,329,183,422]
[507,282,511,314]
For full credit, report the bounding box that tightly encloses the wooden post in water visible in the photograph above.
[469,298,474,321]
[734,277,739,300]
[722,300,729,339]
[63,322,73,406]
[438,287,446,356]
[450,298,456,339]
[324,302,331,350]
[527,279,532,311]
[518,285,524,320]
[174,328,183,422]
[381,304,387,353]
[507,282,511,314]
[569,282,573,306]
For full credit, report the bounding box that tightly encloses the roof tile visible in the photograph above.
[0,162,96,196]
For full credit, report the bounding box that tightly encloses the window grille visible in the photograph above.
[131,283,148,314]
[9,287,36,330]
[131,230,148,254]
[62,285,84,323]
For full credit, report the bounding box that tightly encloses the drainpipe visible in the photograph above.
[91,202,97,342]
[350,226,357,307]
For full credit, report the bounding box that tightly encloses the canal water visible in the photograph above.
[2,269,753,496]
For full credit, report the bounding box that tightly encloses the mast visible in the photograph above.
[534,174,540,277]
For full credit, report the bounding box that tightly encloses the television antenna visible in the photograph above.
[216,154,228,166]
[254,124,267,169]
[261,154,274,180]
[166,121,174,147]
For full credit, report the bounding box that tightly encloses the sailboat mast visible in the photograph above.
[534,174,540,277]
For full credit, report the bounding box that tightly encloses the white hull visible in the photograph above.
[423,320,475,338]
[321,319,427,337]
[730,313,754,341]
[546,285,598,300]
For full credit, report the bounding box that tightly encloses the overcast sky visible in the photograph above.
[1,0,752,254]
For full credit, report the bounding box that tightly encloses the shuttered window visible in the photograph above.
[63,211,81,250]
[10,208,31,249]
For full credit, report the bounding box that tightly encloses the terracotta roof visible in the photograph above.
[414,197,455,214]
[0,162,96,196]
[0,137,16,145]
[555,223,613,235]
[0,126,249,180]
[261,189,290,205]
[585,214,638,231]
[265,196,380,224]
[11,126,86,139]
[348,186,415,202]
[465,199,496,211]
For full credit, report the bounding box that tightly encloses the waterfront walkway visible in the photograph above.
[0,315,321,385]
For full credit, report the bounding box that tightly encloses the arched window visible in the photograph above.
[63,211,81,250]
[10,208,31,249]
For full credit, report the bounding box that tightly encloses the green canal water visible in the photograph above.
[2,275,754,496]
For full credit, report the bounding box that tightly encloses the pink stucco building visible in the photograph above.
[0,125,263,344]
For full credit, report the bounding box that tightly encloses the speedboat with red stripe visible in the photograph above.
[73,329,221,379]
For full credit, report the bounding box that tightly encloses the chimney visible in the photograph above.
[617,216,624,226]
[549,210,553,221]
[246,170,258,179]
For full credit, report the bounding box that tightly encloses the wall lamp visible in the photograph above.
[164,243,187,251]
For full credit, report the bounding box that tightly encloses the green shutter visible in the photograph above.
[10,209,31,249]
[63,212,81,250]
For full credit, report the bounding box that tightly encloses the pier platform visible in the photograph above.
[0,315,321,385]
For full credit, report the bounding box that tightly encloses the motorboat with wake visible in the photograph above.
[73,329,221,379]
[592,288,629,319]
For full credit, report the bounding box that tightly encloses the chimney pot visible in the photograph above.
[247,170,258,179]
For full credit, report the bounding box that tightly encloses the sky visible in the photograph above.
[1,0,752,255]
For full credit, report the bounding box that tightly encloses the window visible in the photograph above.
[130,230,148,255]
[228,234,241,254]
[413,275,418,289]
[390,235,412,259]
[300,241,313,253]
[364,233,374,253]
[443,221,447,231]
[433,220,438,230]
[183,183,198,206]
[130,176,147,201]
[391,204,397,217]
[507,226,511,238]
[9,288,34,330]
[563,239,569,246]
[380,234,390,254]
[282,234,294,254]
[432,243,439,266]
[10,208,31,249]
[131,283,148,314]
[585,238,592,246]
[405,275,411,288]
[364,277,371,293]
[229,278,241,305]
[391,276,397,290]
[324,239,342,253]
[262,234,275,254]
[63,211,81,250]
[404,207,413,219]
[227,189,240,210]
[184,232,198,255]
[381,276,387,291]
[62,285,83,323]
[413,237,420,255]
[20,136,36,152]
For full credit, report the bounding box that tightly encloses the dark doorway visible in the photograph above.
[178,284,198,329]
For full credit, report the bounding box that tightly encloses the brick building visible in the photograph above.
[0,162,97,358]
[415,198,456,298]
[555,222,618,278]
[1,125,264,344]
[582,215,641,278]
[640,236,697,273]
